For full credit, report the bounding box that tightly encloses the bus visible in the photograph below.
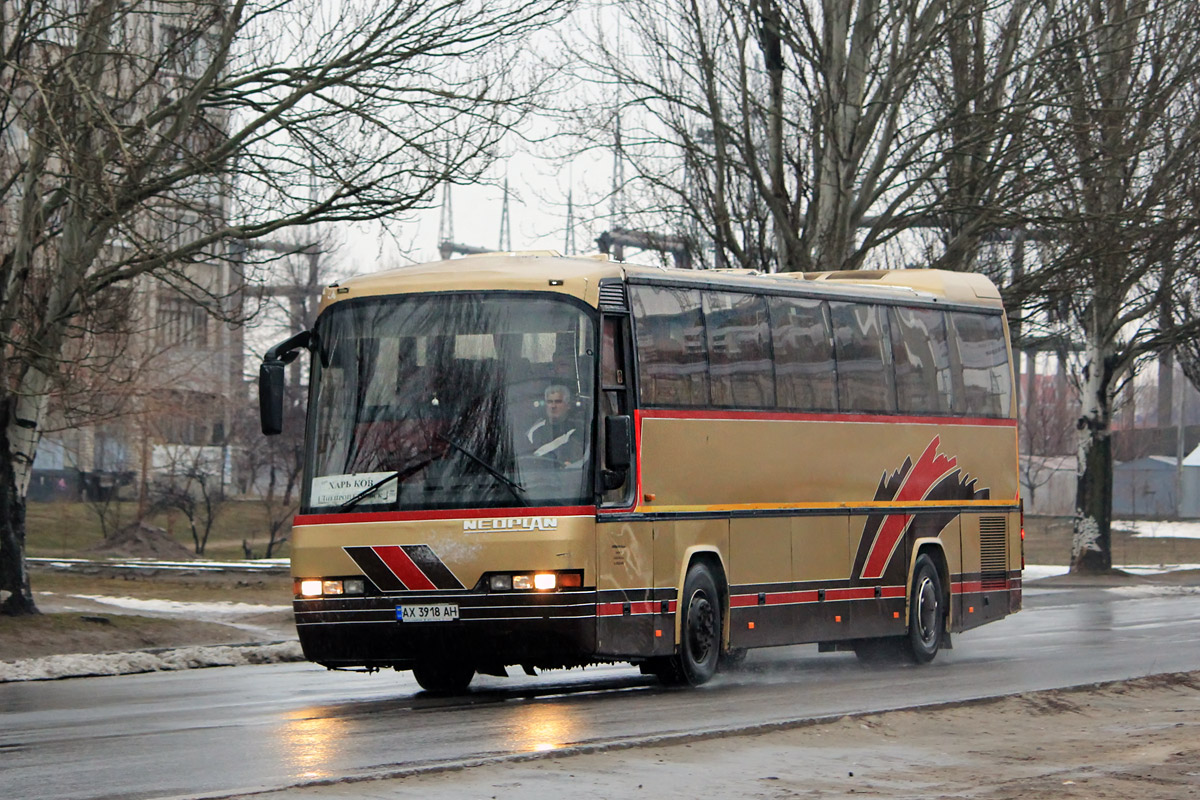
[259,252,1022,692]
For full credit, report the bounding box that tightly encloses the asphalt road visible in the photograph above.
[2,583,1198,800]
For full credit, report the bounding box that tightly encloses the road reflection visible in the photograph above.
[278,709,348,780]
[507,701,577,752]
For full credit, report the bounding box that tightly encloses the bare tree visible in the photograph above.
[573,0,1052,272]
[1011,0,1200,572]
[150,459,225,555]
[0,0,569,614]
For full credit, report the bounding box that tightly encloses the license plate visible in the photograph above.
[397,603,459,622]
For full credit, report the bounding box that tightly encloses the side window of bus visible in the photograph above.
[600,316,633,504]
[703,291,775,408]
[830,302,895,413]
[768,296,837,411]
[630,285,709,407]
[889,306,954,415]
[949,312,1012,417]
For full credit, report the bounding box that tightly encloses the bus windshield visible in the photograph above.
[305,293,596,513]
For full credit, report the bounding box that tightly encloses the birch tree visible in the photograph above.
[1012,0,1200,572]
[0,0,568,615]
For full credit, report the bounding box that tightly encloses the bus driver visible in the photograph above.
[525,384,585,466]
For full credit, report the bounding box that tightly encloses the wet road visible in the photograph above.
[3,584,1199,800]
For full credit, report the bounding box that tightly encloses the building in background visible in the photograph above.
[3,3,245,505]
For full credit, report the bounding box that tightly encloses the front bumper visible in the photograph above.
[294,589,600,670]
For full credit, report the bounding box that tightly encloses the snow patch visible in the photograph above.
[1022,565,1070,580]
[1072,515,1102,559]
[1022,563,1200,581]
[0,642,304,682]
[1112,520,1200,540]
[70,595,289,616]
[1114,563,1200,575]
[1105,583,1200,598]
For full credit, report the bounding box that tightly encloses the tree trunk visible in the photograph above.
[758,0,789,271]
[1071,349,1115,573]
[0,398,39,615]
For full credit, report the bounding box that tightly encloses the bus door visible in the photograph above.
[595,307,668,657]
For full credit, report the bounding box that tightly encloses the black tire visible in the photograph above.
[905,553,945,664]
[412,659,475,694]
[655,562,723,686]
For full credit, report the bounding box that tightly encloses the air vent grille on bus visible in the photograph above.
[979,516,1008,590]
[598,281,628,311]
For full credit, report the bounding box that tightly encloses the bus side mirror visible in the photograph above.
[605,414,632,470]
[259,360,286,435]
[259,330,311,436]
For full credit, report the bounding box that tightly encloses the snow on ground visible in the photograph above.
[1114,563,1200,575]
[1023,564,1070,580]
[0,642,304,683]
[65,595,289,616]
[1024,563,1200,580]
[29,556,289,572]
[1113,519,1200,539]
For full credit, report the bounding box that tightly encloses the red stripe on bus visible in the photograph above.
[767,591,819,605]
[731,586,906,607]
[597,601,663,616]
[637,409,1017,427]
[860,437,957,580]
[825,587,881,602]
[372,546,437,591]
[295,506,596,526]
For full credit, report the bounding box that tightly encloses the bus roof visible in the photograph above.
[319,252,1004,313]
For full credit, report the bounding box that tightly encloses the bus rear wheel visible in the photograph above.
[906,553,945,663]
[412,659,475,694]
[854,554,946,666]
[654,562,723,687]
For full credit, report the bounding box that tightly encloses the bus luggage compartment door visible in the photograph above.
[594,519,672,658]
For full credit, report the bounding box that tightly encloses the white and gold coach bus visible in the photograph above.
[259,252,1022,692]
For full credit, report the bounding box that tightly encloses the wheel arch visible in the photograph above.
[674,546,728,646]
[910,538,951,629]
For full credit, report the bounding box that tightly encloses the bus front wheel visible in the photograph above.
[412,659,475,694]
[653,562,723,687]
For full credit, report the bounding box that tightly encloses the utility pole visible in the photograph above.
[437,181,489,259]
[611,114,625,226]
[498,177,512,251]
[564,186,576,255]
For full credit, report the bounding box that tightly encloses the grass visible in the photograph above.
[25,499,292,561]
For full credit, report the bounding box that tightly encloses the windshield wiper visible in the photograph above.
[337,472,400,511]
[435,432,527,505]
[335,458,436,511]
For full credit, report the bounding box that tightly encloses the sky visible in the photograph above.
[336,147,619,278]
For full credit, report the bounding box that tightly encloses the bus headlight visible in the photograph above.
[488,571,583,592]
[296,578,366,597]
